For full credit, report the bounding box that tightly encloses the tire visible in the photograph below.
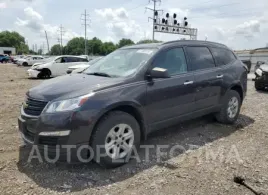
[215,90,241,124]
[255,81,264,91]
[22,62,28,66]
[38,69,51,79]
[90,111,141,168]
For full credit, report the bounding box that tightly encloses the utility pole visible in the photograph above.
[146,0,163,40]
[81,9,91,55]
[57,37,61,54]
[45,31,50,54]
[58,24,65,54]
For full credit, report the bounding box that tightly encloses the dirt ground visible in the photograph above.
[0,64,268,195]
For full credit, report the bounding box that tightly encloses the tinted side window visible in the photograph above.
[78,57,89,62]
[186,47,215,71]
[152,48,187,76]
[210,47,236,66]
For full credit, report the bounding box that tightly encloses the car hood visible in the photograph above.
[260,64,268,72]
[68,64,90,69]
[27,73,126,101]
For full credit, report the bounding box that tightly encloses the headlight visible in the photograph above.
[44,92,95,113]
[256,68,263,76]
[32,66,39,70]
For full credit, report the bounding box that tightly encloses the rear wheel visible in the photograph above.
[90,111,140,168]
[215,90,241,124]
[22,62,28,66]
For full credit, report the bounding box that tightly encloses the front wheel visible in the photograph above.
[38,69,51,79]
[215,90,241,124]
[90,111,140,168]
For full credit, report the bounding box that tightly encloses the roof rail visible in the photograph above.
[162,40,227,48]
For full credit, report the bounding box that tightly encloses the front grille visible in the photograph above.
[24,98,48,116]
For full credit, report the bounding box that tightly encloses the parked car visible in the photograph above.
[241,60,251,73]
[253,62,268,90]
[66,57,103,74]
[18,40,247,168]
[27,55,89,78]
[254,61,266,72]
[0,54,10,63]
[17,56,44,66]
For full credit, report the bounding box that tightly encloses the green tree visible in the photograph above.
[29,50,37,55]
[137,39,162,44]
[0,31,29,54]
[50,44,61,55]
[17,43,29,54]
[118,38,135,48]
[65,37,85,55]
[37,49,43,55]
[88,37,103,55]
[100,42,117,55]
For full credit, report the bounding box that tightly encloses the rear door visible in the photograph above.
[55,57,76,76]
[210,47,239,97]
[146,47,196,130]
[185,46,222,111]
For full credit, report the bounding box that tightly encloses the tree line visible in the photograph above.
[50,37,161,56]
[0,30,161,55]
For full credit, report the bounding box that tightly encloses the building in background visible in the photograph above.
[235,47,268,65]
[0,47,16,55]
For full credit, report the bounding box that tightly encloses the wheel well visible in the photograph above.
[230,85,243,101]
[112,105,146,140]
[41,68,51,75]
[93,105,146,140]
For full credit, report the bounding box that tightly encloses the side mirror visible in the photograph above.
[148,67,170,79]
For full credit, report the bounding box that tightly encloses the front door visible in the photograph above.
[146,47,196,131]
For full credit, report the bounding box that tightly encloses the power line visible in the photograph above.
[146,0,163,40]
[81,9,91,55]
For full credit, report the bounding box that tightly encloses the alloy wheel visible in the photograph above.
[105,124,134,159]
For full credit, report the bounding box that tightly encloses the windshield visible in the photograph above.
[84,48,157,77]
[88,57,103,65]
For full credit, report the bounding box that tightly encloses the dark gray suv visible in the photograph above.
[18,40,248,168]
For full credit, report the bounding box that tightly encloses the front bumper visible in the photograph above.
[254,73,268,86]
[18,107,96,162]
[27,69,40,78]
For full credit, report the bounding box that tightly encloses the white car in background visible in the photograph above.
[66,57,103,74]
[17,56,44,66]
[27,55,89,78]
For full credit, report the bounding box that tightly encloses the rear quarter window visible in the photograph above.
[210,47,236,66]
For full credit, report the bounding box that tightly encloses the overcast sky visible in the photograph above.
[0,0,267,52]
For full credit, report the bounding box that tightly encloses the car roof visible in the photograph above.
[121,40,228,50]
[57,55,87,58]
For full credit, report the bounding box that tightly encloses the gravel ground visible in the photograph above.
[0,64,268,195]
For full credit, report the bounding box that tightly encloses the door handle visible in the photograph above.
[184,81,194,85]
[216,75,223,78]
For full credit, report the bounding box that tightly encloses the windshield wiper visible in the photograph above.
[86,72,112,77]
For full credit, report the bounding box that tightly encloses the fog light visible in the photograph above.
[39,130,70,136]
